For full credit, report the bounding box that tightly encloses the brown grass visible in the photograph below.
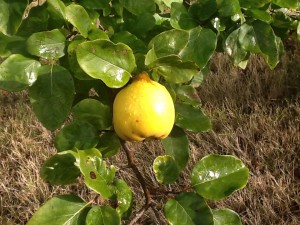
[1,40,300,224]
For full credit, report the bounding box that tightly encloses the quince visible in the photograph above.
[113,73,175,141]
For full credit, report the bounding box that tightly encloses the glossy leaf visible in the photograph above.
[150,56,199,83]
[217,0,241,17]
[161,126,189,170]
[54,120,99,152]
[225,28,249,68]
[26,29,66,59]
[76,40,136,88]
[175,103,211,132]
[97,132,121,158]
[191,154,249,200]
[272,0,299,9]
[65,4,91,38]
[78,148,115,198]
[245,8,272,23]
[112,31,147,54]
[297,22,300,41]
[148,28,217,69]
[86,206,121,225]
[47,0,66,19]
[153,155,180,184]
[164,192,214,225]
[113,179,133,219]
[170,2,197,30]
[29,65,75,131]
[0,54,41,91]
[123,12,156,37]
[213,208,242,225]
[27,195,87,225]
[120,0,156,15]
[40,152,80,185]
[72,98,112,130]
[175,85,201,106]
[0,0,27,35]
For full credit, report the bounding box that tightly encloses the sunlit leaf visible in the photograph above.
[78,148,115,198]
[113,179,133,219]
[164,192,214,225]
[65,3,91,38]
[238,0,271,8]
[213,208,242,225]
[40,153,80,185]
[54,120,99,152]
[153,155,180,184]
[72,98,112,130]
[29,65,75,131]
[76,40,136,88]
[245,8,272,23]
[77,0,110,9]
[175,103,211,132]
[175,85,201,106]
[0,0,28,35]
[26,29,66,59]
[27,195,88,225]
[217,0,241,17]
[162,126,189,170]
[191,154,249,200]
[86,206,121,225]
[0,54,41,91]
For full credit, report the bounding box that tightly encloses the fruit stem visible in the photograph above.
[121,141,152,224]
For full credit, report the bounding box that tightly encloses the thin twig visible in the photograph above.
[121,141,153,224]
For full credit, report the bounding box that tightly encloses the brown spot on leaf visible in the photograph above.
[90,171,97,179]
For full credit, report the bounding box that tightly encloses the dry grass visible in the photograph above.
[1,40,300,224]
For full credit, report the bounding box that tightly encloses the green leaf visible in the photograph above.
[88,28,109,41]
[86,206,121,225]
[161,126,189,170]
[54,120,99,152]
[76,40,136,88]
[27,195,88,225]
[238,0,271,8]
[29,65,75,131]
[189,0,217,21]
[297,22,300,41]
[245,8,272,23]
[78,148,115,198]
[17,4,49,37]
[175,85,201,106]
[170,2,197,30]
[0,0,28,35]
[217,0,241,17]
[123,13,156,37]
[191,154,249,200]
[47,0,66,19]
[77,0,110,9]
[164,192,214,225]
[40,153,80,185]
[150,56,199,83]
[72,98,112,130]
[213,208,242,225]
[175,103,211,132]
[148,28,217,69]
[97,132,121,158]
[162,0,183,8]
[65,3,91,38]
[0,33,26,57]
[272,0,299,9]
[112,31,147,54]
[26,29,66,59]
[113,179,133,219]
[153,155,180,184]
[0,54,41,91]
[225,28,249,68]
[120,0,156,15]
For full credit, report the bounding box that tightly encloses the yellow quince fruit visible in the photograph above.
[113,72,175,141]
